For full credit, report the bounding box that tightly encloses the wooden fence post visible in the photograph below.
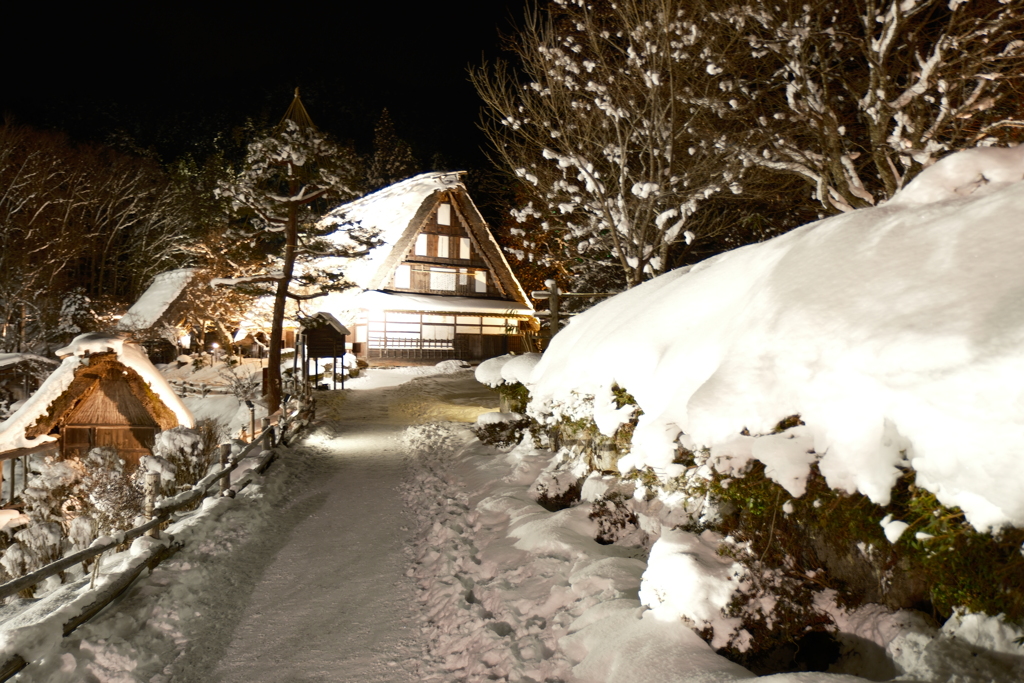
[219,444,231,495]
[261,417,272,447]
[144,472,160,539]
[6,460,13,506]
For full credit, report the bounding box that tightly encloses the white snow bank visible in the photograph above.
[405,423,902,682]
[639,529,748,650]
[476,411,524,425]
[527,146,1024,530]
[475,353,541,388]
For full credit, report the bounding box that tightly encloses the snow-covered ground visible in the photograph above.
[4,146,1024,682]
[1,364,1022,681]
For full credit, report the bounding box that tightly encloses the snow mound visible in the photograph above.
[528,146,1024,530]
[476,411,525,425]
[639,529,747,650]
[476,353,542,388]
[888,145,1024,207]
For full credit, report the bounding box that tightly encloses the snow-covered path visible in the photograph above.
[12,368,498,682]
[207,392,421,683]
[199,372,500,682]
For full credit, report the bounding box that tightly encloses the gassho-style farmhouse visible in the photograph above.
[315,171,536,362]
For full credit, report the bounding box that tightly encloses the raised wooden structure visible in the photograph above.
[24,353,180,466]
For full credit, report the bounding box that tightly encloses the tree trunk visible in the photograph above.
[266,201,298,414]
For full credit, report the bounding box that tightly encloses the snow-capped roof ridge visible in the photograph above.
[322,170,465,228]
[118,268,196,332]
[318,171,467,290]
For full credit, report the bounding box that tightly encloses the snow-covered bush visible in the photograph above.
[13,449,142,572]
[0,522,63,584]
[152,423,218,494]
[218,365,261,401]
[514,147,1024,668]
[475,354,540,413]
[471,412,531,449]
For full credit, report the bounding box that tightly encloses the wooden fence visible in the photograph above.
[0,397,316,681]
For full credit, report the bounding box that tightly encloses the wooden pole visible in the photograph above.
[547,279,561,338]
[219,444,231,495]
[261,417,272,447]
[144,472,160,539]
[17,303,25,353]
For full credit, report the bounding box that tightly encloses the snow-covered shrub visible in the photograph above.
[0,522,63,584]
[476,354,540,413]
[589,492,643,546]
[472,412,532,449]
[80,449,144,538]
[529,448,589,512]
[19,449,143,555]
[219,365,261,401]
[20,456,84,528]
[152,424,218,493]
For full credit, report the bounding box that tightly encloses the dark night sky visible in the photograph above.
[0,2,526,168]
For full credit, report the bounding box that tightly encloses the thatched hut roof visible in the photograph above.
[66,380,160,427]
[0,334,192,453]
[23,353,178,439]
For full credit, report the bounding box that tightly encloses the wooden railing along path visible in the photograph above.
[0,397,317,681]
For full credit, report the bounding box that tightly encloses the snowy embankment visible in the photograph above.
[0,452,282,682]
[404,423,1024,682]
[528,146,1024,532]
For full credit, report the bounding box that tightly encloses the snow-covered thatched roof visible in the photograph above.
[0,333,193,453]
[318,171,529,305]
[118,268,196,332]
[0,353,58,373]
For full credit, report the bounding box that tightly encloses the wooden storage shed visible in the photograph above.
[0,334,193,469]
[27,353,180,466]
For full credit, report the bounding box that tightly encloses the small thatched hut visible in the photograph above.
[0,333,193,468]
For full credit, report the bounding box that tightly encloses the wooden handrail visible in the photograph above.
[0,425,276,601]
[0,404,304,682]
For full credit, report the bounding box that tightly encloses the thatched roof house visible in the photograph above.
[0,333,193,466]
[316,171,536,361]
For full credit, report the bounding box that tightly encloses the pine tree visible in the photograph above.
[216,91,377,412]
[366,108,419,190]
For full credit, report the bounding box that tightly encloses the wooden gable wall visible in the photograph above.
[380,190,518,301]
